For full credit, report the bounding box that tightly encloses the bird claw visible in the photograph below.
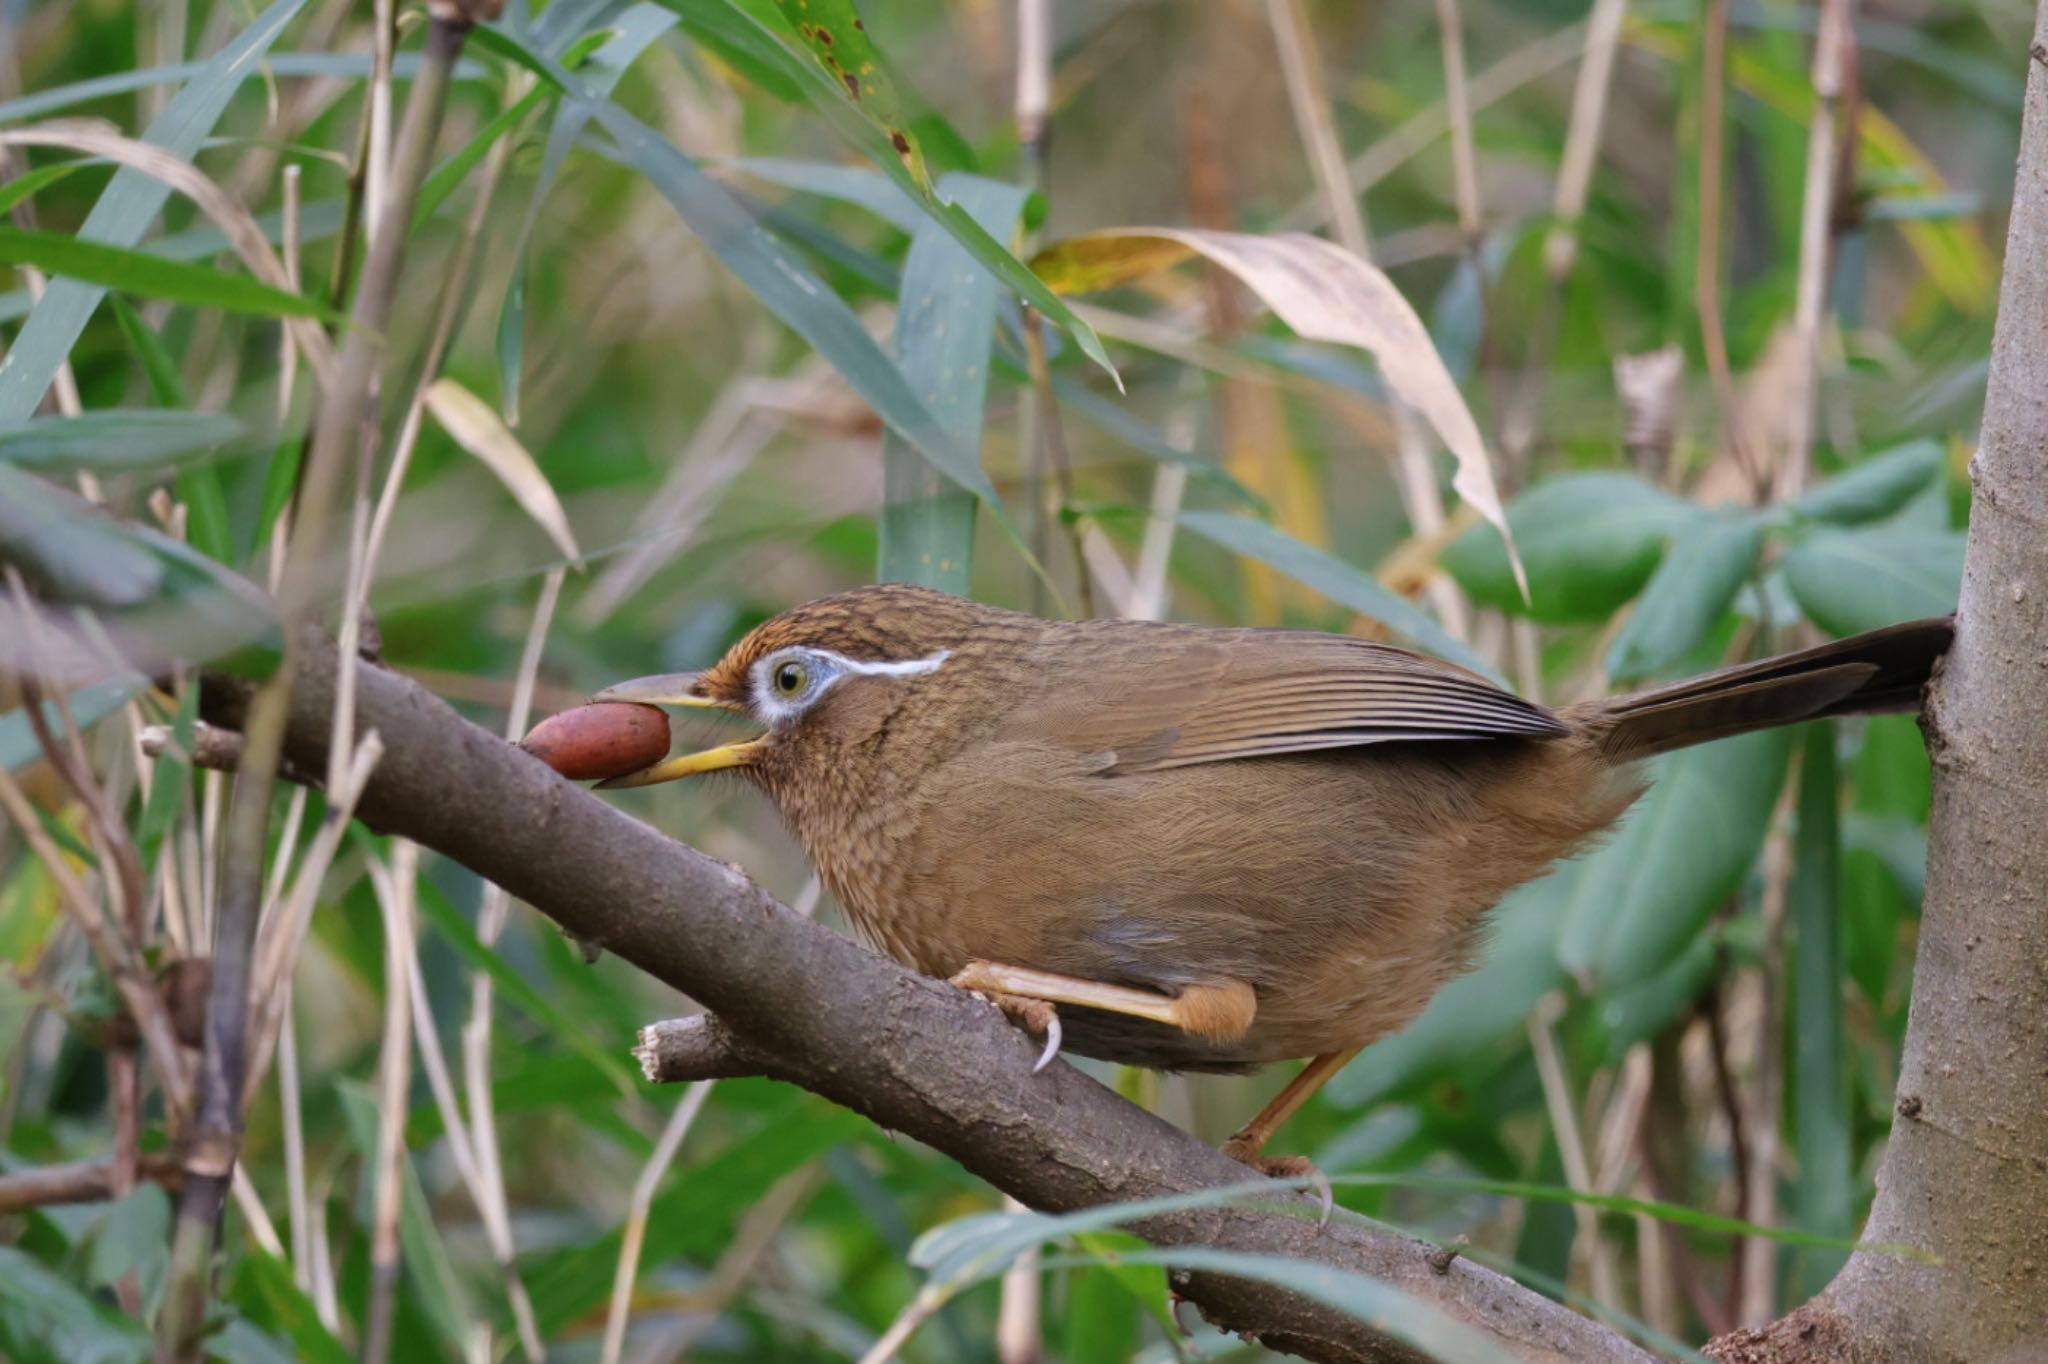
[1220,1144,1334,1226]
[1032,1010,1063,1073]
[956,982,1063,1074]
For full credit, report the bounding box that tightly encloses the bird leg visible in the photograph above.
[1220,1046,1364,1222]
[1220,1045,1362,1163]
[947,961,1256,1072]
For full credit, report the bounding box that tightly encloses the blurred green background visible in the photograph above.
[0,0,2000,1357]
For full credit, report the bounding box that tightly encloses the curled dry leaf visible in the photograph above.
[521,702,671,782]
[1031,226,1529,600]
[423,378,581,563]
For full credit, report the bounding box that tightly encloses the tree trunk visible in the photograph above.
[1710,8,2048,1361]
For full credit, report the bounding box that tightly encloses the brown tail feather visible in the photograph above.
[1575,616,1954,760]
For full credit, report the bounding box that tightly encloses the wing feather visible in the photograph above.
[994,623,1566,774]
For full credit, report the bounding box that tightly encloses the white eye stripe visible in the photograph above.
[827,648,951,677]
[748,647,950,724]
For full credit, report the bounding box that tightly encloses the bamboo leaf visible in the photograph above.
[1793,440,1945,525]
[0,0,309,424]
[1444,472,1704,623]
[0,227,337,321]
[878,173,1029,592]
[0,410,242,473]
[1781,526,1964,635]
[1606,511,1765,683]
[494,3,678,422]
[768,0,929,188]
[1789,723,1852,1297]
[0,163,81,216]
[614,2,1120,379]
[336,1083,471,1353]
[1558,729,1795,987]
[424,379,581,561]
[1033,226,1522,591]
[1178,510,1499,681]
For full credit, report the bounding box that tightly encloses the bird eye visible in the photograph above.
[773,660,808,697]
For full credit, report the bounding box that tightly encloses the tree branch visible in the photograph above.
[0,1154,184,1213]
[200,634,1655,1364]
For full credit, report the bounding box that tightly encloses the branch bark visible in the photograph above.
[1708,12,2048,1363]
[201,638,1654,1364]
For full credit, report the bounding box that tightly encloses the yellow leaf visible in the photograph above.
[424,379,581,564]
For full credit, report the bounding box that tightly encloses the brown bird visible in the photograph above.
[592,585,1949,1172]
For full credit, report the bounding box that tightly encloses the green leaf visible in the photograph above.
[581,100,996,505]
[723,155,924,231]
[0,227,338,321]
[227,1250,352,1364]
[1442,473,1704,623]
[1793,440,1945,524]
[1605,512,1765,683]
[414,83,553,232]
[1558,728,1794,988]
[1842,714,1932,1003]
[1178,510,1500,681]
[0,464,166,605]
[412,877,636,1095]
[1054,382,1261,505]
[670,2,1118,380]
[0,682,135,773]
[1099,1248,1511,1364]
[525,1084,865,1331]
[495,3,679,422]
[0,411,242,473]
[337,1082,471,1352]
[1788,723,1852,1298]
[768,0,929,187]
[1781,526,1964,636]
[0,1246,150,1364]
[81,1184,170,1305]
[1327,863,1575,1108]
[0,468,277,673]
[878,173,1029,592]
[0,51,479,126]
[106,295,191,405]
[911,1193,1507,1364]
[1328,1172,1896,1253]
[1065,1233,1177,1361]
[0,163,82,217]
[0,0,309,425]
[1595,930,1717,1062]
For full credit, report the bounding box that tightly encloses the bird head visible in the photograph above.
[590,583,1005,790]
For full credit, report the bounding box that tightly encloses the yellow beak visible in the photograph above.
[590,672,764,789]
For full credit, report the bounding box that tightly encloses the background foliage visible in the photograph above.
[0,0,2005,1357]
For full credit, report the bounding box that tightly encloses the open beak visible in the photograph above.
[590,672,764,789]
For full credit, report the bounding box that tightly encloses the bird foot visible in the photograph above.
[1220,1141,1334,1225]
[956,982,1064,1074]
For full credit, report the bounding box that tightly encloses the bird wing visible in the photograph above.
[994,624,1567,774]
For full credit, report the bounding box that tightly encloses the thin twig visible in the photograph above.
[1262,0,1468,641]
[1778,0,1856,502]
[598,1082,717,1364]
[601,878,818,1361]
[1702,972,1753,1326]
[0,751,192,1119]
[1500,0,1630,470]
[1695,0,1761,493]
[463,569,565,1364]
[361,842,420,1364]
[1430,0,1483,242]
[1527,993,1620,1310]
[0,1153,184,1212]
